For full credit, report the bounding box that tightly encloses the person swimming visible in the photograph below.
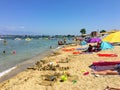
[2,50,6,54]
[3,40,7,45]
[12,50,16,54]
[50,46,52,49]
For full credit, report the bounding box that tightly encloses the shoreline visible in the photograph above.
[0,46,62,83]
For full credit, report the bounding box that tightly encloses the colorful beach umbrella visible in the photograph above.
[88,37,101,43]
[103,31,120,43]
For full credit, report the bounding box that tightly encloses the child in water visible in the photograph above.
[3,50,6,54]
[3,40,7,45]
[12,50,16,54]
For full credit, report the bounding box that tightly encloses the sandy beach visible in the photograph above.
[0,44,120,90]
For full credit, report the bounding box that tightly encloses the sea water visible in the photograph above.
[0,38,73,77]
[0,38,59,74]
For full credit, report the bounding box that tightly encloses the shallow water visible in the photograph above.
[0,39,58,73]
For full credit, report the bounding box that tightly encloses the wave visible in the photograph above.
[56,46,63,49]
[0,66,16,77]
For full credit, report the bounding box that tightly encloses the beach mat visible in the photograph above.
[72,51,81,55]
[89,61,120,71]
[93,61,120,66]
[62,48,75,52]
[97,53,118,57]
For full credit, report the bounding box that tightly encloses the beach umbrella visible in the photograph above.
[88,37,101,43]
[103,31,120,43]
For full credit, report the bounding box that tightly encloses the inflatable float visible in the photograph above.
[97,53,118,57]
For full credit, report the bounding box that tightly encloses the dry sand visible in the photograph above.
[0,45,120,90]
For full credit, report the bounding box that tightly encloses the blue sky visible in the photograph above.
[0,0,120,35]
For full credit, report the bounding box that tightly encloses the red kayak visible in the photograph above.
[97,53,118,57]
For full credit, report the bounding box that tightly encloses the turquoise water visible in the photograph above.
[0,38,59,73]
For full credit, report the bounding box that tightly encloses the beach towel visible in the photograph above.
[90,65,115,71]
[62,48,75,52]
[72,51,81,54]
[89,61,120,71]
[97,53,118,57]
[93,61,120,66]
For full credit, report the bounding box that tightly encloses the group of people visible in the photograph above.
[86,42,101,52]
[2,50,16,55]
[58,39,66,45]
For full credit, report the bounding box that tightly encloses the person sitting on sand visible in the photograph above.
[92,64,120,75]
[94,42,101,52]
[87,44,93,52]
[63,38,66,45]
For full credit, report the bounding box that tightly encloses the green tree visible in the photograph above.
[80,28,86,35]
[100,30,106,33]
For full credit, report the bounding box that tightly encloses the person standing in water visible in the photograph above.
[63,38,66,45]
[3,40,7,55]
[3,40,7,45]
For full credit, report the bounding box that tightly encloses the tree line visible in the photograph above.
[80,28,106,37]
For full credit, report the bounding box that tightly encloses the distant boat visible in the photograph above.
[15,38,21,40]
[25,38,32,41]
